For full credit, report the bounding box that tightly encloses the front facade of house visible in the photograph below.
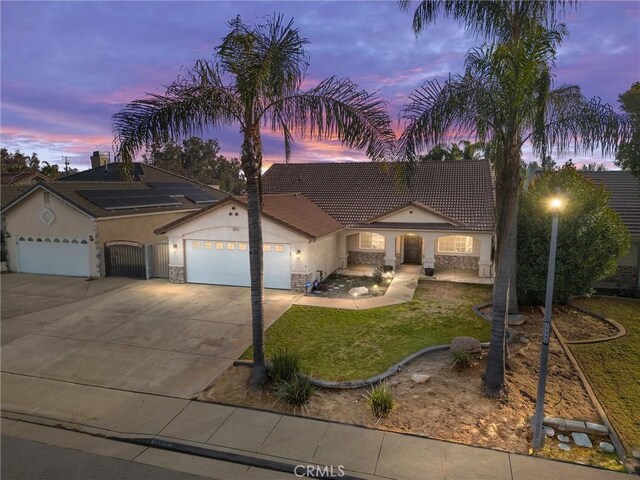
[2,163,227,279]
[159,160,495,290]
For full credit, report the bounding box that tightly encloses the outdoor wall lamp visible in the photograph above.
[296,249,301,259]
[89,235,94,242]
[172,244,178,252]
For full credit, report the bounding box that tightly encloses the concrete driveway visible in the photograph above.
[1,274,301,399]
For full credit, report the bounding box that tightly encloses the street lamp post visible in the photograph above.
[532,196,563,450]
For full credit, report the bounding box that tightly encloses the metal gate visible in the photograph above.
[152,243,169,278]
[105,241,146,279]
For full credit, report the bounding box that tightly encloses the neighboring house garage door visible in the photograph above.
[16,237,90,277]
[185,240,291,289]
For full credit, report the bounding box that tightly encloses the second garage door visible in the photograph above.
[185,240,291,289]
[16,237,90,277]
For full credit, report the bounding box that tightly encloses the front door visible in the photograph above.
[403,235,422,264]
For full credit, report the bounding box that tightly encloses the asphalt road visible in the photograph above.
[1,435,215,480]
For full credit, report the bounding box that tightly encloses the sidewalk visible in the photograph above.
[1,373,630,480]
[294,265,421,310]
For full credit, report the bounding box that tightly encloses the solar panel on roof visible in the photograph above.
[184,192,217,204]
[78,189,181,210]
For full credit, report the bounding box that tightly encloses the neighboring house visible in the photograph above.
[582,170,640,293]
[1,171,51,186]
[2,161,227,279]
[158,160,495,290]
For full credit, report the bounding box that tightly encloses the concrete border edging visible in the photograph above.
[566,296,627,344]
[551,321,633,473]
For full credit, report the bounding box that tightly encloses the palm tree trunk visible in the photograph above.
[243,131,267,387]
[484,146,520,396]
[508,205,519,315]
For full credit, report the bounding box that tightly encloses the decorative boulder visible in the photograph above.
[348,286,369,296]
[599,442,614,453]
[450,336,482,355]
[410,374,431,384]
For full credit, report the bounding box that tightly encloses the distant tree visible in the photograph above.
[615,82,640,177]
[541,155,557,171]
[39,161,60,179]
[143,137,246,194]
[580,162,607,172]
[420,140,484,161]
[517,165,629,305]
[1,148,60,178]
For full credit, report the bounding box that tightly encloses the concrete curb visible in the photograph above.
[566,296,627,344]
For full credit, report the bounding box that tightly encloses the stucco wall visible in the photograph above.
[302,233,339,281]
[376,207,451,224]
[4,189,99,276]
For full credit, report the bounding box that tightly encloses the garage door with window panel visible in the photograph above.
[185,240,291,289]
[16,237,90,277]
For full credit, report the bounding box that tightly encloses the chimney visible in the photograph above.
[90,151,110,169]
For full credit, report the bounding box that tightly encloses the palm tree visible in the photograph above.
[399,22,625,396]
[113,15,395,386]
[420,140,484,161]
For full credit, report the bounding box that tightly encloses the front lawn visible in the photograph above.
[569,297,640,453]
[243,281,491,381]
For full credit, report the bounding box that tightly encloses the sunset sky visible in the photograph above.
[2,1,638,171]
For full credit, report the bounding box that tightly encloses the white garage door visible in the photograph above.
[16,238,90,277]
[185,240,291,289]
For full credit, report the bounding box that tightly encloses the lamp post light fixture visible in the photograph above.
[532,192,565,450]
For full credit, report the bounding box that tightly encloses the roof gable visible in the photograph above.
[366,202,464,226]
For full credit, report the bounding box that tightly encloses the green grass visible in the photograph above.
[570,297,640,453]
[243,282,491,381]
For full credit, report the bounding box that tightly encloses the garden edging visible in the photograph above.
[566,295,627,344]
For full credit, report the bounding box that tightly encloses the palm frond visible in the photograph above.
[265,77,396,162]
[113,60,241,166]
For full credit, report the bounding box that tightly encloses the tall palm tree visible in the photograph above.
[113,15,395,386]
[399,23,625,396]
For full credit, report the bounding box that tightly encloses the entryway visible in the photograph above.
[403,235,422,264]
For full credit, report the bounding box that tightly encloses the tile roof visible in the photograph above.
[57,162,211,184]
[1,172,51,185]
[262,160,495,231]
[156,193,343,240]
[1,185,30,208]
[2,181,228,219]
[581,171,640,239]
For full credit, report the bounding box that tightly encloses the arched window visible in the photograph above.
[53,238,60,243]
[437,235,474,254]
[359,232,385,250]
[44,238,51,242]
[71,239,79,244]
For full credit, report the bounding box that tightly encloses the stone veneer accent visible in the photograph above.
[435,254,479,270]
[169,265,185,284]
[348,251,385,265]
[291,272,313,292]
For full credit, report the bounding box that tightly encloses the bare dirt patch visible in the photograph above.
[200,310,604,457]
[552,305,619,342]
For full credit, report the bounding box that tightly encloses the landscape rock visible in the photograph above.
[348,286,369,296]
[450,336,482,354]
[599,442,614,453]
[571,432,593,448]
[410,373,431,384]
[558,443,571,451]
[508,314,527,326]
[519,335,530,344]
[557,434,570,443]
[543,426,555,437]
[632,449,640,459]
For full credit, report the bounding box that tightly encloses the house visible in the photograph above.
[582,170,640,293]
[2,159,227,279]
[157,160,495,290]
[1,171,51,186]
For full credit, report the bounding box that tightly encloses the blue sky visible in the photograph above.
[1,1,638,171]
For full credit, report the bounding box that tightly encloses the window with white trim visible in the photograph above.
[215,242,224,250]
[359,232,385,250]
[274,244,284,253]
[204,241,212,249]
[238,243,248,251]
[437,235,474,254]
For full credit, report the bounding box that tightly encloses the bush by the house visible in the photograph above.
[274,374,315,406]
[517,165,630,305]
[268,348,301,383]
[366,381,394,419]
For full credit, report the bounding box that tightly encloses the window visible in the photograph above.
[274,244,284,253]
[192,241,201,249]
[263,244,272,252]
[215,242,224,250]
[204,241,212,249]
[226,243,235,250]
[359,232,385,250]
[238,243,248,251]
[437,235,474,254]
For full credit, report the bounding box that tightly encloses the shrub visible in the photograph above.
[366,381,394,419]
[450,349,472,370]
[268,348,301,383]
[274,374,315,406]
